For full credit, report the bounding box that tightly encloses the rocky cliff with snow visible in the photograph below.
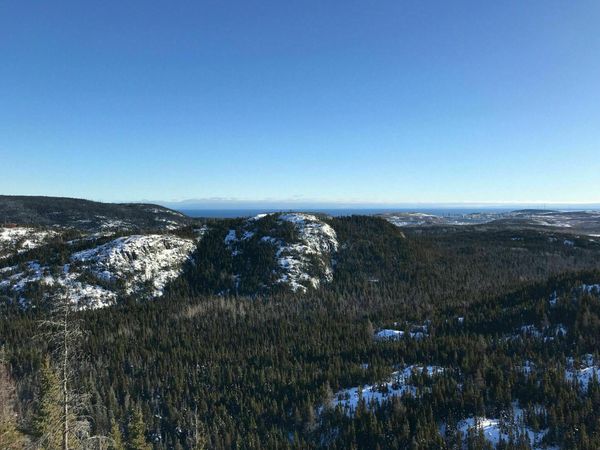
[221,212,339,293]
[0,202,347,308]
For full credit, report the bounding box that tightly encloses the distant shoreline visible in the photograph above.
[178,207,517,218]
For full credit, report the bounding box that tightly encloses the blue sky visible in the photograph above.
[1,1,599,206]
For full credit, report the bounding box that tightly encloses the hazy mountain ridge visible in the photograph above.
[380,209,600,234]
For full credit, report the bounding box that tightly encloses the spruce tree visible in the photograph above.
[0,354,28,449]
[109,418,126,450]
[127,408,151,450]
[32,357,63,450]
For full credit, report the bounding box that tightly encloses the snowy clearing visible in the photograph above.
[330,365,445,413]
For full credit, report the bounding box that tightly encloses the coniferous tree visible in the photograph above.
[0,353,28,449]
[32,357,63,450]
[127,408,151,450]
[109,418,126,450]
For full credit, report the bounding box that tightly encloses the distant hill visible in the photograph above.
[0,195,192,232]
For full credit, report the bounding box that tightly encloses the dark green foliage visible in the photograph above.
[0,195,191,232]
[31,357,62,449]
[2,217,600,448]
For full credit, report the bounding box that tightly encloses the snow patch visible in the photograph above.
[455,404,554,449]
[0,262,117,309]
[565,354,600,391]
[330,365,445,413]
[374,327,427,341]
[0,227,58,258]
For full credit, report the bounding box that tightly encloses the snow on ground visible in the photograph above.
[0,262,117,309]
[374,326,427,341]
[518,360,536,376]
[225,213,338,293]
[330,365,445,413]
[503,323,568,342]
[0,226,58,258]
[1,233,196,308]
[581,284,600,295]
[71,234,196,297]
[374,329,404,340]
[565,354,600,391]
[454,403,555,449]
[518,355,600,392]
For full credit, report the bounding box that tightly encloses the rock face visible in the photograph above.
[274,213,339,291]
[0,234,196,309]
[224,213,339,293]
[71,234,196,297]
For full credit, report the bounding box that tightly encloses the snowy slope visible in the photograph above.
[330,365,445,413]
[0,226,58,258]
[1,233,196,308]
[224,213,338,293]
[0,262,117,309]
[454,403,557,449]
[565,354,600,391]
[71,234,196,297]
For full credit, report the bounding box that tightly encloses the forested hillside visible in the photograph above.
[0,196,191,232]
[2,208,600,449]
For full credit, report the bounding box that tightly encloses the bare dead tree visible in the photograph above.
[35,287,102,450]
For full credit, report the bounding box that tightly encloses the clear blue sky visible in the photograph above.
[1,0,599,205]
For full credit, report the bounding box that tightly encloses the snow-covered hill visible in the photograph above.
[0,234,196,309]
[1,213,340,306]
[225,213,338,293]
[0,262,117,309]
[0,226,58,258]
[71,234,196,297]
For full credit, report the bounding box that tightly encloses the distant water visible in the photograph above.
[178,207,515,219]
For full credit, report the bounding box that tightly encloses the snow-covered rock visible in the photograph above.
[0,227,58,258]
[224,213,338,293]
[270,213,338,292]
[0,262,117,309]
[71,234,196,297]
[1,232,198,308]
